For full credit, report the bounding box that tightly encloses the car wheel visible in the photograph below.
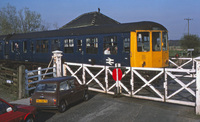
[83,92,89,101]
[25,116,34,122]
[58,100,67,113]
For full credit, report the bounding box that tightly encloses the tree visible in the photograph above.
[0,4,49,35]
[180,34,200,55]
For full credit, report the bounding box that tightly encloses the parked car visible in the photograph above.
[0,98,37,122]
[30,76,89,113]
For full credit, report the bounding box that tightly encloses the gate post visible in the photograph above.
[196,60,200,115]
[18,65,25,99]
[52,50,63,77]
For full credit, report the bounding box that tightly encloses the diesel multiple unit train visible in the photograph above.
[0,12,169,67]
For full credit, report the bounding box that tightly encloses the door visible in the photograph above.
[130,31,151,67]
[4,41,9,59]
[151,32,162,67]
[75,39,84,63]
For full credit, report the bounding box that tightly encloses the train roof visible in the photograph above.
[0,21,167,41]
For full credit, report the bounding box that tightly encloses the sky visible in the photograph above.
[0,0,200,40]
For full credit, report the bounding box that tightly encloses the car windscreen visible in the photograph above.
[35,83,57,92]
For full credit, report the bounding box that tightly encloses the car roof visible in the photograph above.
[38,76,75,84]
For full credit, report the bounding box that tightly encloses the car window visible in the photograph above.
[60,81,69,91]
[68,80,75,89]
[35,83,57,92]
[0,101,10,115]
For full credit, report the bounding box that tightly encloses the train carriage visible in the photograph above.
[0,12,169,68]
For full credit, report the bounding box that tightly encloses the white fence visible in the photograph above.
[25,67,56,94]
[63,58,200,114]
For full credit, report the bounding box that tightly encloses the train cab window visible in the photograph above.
[64,39,74,53]
[23,41,27,53]
[77,40,82,52]
[86,37,98,54]
[137,32,150,52]
[103,36,117,55]
[152,32,161,51]
[162,32,168,51]
[51,39,60,51]
[123,38,130,53]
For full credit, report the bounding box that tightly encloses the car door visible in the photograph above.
[59,81,75,104]
[69,79,85,102]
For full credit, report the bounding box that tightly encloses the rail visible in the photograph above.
[25,67,56,95]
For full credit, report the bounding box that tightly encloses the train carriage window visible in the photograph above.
[137,32,150,52]
[36,40,40,52]
[64,39,74,53]
[11,42,19,52]
[31,41,34,53]
[123,38,130,53]
[162,32,168,51]
[0,42,2,52]
[152,32,161,51]
[23,41,27,53]
[86,37,98,54]
[41,40,48,53]
[51,39,60,51]
[77,40,82,52]
[103,36,117,55]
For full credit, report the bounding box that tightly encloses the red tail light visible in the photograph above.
[30,98,32,104]
[53,99,56,105]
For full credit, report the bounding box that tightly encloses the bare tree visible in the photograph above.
[0,4,49,35]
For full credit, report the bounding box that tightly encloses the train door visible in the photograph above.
[151,31,162,67]
[75,39,84,63]
[21,40,30,61]
[162,32,169,67]
[4,40,9,59]
[130,31,151,67]
[103,36,118,66]
[10,41,21,61]
[0,41,3,59]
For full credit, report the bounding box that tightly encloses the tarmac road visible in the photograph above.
[11,91,200,122]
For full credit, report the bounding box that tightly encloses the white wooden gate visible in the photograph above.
[63,61,198,111]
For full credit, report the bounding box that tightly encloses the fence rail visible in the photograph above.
[25,67,56,94]
[0,65,25,99]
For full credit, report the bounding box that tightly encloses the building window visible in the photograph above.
[103,36,117,55]
[152,32,161,51]
[64,39,74,53]
[137,32,150,52]
[23,41,27,53]
[123,38,130,53]
[51,39,60,51]
[86,37,98,54]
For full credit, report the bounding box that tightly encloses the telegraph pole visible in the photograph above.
[184,18,193,35]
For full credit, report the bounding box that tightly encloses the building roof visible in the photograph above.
[60,10,120,29]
